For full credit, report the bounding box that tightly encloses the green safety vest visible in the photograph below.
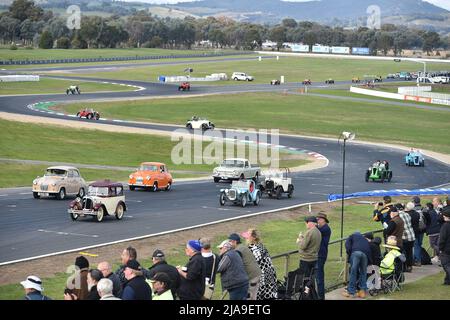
[380,249,401,275]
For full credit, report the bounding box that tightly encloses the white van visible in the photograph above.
[231,72,254,81]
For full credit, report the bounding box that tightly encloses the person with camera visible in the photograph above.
[176,240,205,300]
[373,196,395,233]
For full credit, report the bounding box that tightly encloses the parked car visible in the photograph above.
[185,116,215,130]
[219,179,261,207]
[351,77,361,83]
[231,72,254,81]
[259,168,294,199]
[213,158,261,183]
[270,79,281,85]
[128,162,173,191]
[178,82,190,91]
[405,149,425,167]
[32,166,87,200]
[66,85,80,94]
[365,161,392,183]
[325,78,334,84]
[76,108,100,120]
[68,180,126,222]
[302,79,312,85]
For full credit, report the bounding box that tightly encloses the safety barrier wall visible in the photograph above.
[0,75,39,82]
[328,187,450,202]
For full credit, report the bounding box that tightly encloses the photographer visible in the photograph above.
[373,196,395,236]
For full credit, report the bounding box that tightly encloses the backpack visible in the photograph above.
[418,211,427,232]
[420,247,432,265]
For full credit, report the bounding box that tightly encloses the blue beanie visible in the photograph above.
[187,240,202,252]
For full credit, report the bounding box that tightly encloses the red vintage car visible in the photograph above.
[76,108,100,120]
[178,82,191,91]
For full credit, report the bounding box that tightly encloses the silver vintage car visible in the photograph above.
[32,166,87,200]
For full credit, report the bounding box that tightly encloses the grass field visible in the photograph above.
[0,78,134,95]
[47,56,450,84]
[375,82,450,94]
[56,92,450,154]
[0,197,445,300]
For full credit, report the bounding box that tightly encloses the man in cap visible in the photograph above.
[439,207,450,285]
[384,207,405,250]
[151,272,174,300]
[297,216,322,282]
[228,233,261,300]
[176,240,206,300]
[21,276,51,300]
[147,249,180,298]
[217,240,249,300]
[316,212,331,300]
[121,260,151,300]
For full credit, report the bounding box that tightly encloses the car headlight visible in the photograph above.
[51,183,56,186]
[146,176,151,180]
[232,171,237,175]
[33,180,37,184]
[129,175,133,179]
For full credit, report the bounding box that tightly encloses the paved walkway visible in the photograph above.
[325,263,443,300]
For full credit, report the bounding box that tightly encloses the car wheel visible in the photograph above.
[253,172,259,182]
[70,211,79,221]
[219,193,226,206]
[152,183,158,192]
[202,124,208,131]
[165,182,172,191]
[380,173,385,183]
[33,192,40,199]
[95,114,100,120]
[115,203,124,220]
[57,188,66,200]
[240,174,245,180]
[96,206,104,222]
[214,177,220,183]
[129,185,135,191]
[87,114,93,119]
[365,170,370,182]
[388,172,393,182]
[77,188,85,198]
[253,191,260,206]
[241,195,247,207]
[187,123,192,130]
[233,77,238,81]
[76,112,80,117]
[288,185,294,198]
[276,186,283,199]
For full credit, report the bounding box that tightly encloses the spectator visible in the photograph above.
[86,269,103,300]
[439,207,450,285]
[97,278,121,300]
[242,228,278,300]
[64,255,89,300]
[21,276,51,300]
[297,217,322,282]
[121,260,151,300]
[412,196,426,266]
[199,238,220,294]
[148,249,180,298]
[176,240,205,300]
[372,196,394,229]
[364,232,382,267]
[343,232,372,298]
[228,233,261,300]
[316,212,331,300]
[151,272,174,300]
[216,240,249,300]
[97,261,122,298]
[423,202,442,262]
[384,207,404,250]
[398,203,415,272]
[115,246,138,288]
[380,236,402,276]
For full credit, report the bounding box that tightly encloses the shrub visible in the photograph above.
[39,31,54,49]
[56,37,71,49]
[9,44,17,50]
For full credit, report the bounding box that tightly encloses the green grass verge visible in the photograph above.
[0,78,134,95]
[0,197,445,300]
[57,92,450,154]
[375,82,450,94]
[48,56,448,84]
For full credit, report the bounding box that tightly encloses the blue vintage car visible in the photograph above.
[405,151,425,167]
[219,179,261,207]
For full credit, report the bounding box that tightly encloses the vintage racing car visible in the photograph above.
[219,179,261,207]
[405,149,425,167]
[178,82,191,91]
[325,78,335,84]
[185,116,215,131]
[302,79,312,85]
[270,79,281,85]
[351,77,361,83]
[76,108,100,120]
[128,162,173,191]
[365,161,392,183]
[68,180,126,222]
[259,168,294,199]
[66,85,80,94]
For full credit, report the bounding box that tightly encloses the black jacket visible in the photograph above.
[177,252,205,300]
[203,253,219,286]
[369,237,382,266]
[439,222,450,255]
[121,276,152,300]
[86,285,101,300]
[423,208,442,235]
[148,261,181,296]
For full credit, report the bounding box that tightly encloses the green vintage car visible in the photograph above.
[365,161,392,183]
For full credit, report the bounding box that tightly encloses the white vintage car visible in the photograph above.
[68,180,126,222]
[185,116,215,131]
[32,166,87,200]
[213,158,261,183]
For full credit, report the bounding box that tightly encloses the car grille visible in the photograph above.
[82,198,93,210]
[265,180,274,190]
[136,177,143,183]
[40,185,48,191]
[228,189,236,200]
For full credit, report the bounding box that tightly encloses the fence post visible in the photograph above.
[284,254,290,278]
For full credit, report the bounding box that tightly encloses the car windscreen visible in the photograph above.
[45,169,67,176]
[88,186,109,196]
[232,180,248,189]
[222,160,244,167]
[140,165,158,171]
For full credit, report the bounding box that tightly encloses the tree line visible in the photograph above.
[1,0,448,56]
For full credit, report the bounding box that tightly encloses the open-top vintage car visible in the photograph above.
[66,85,80,94]
[186,116,215,131]
[128,162,173,191]
[32,166,87,200]
[365,161,392,183]
[259,168,294,199]
[351,77,361,83]
[178,82,190,91]
[325,78,335,84]
[76,108,100,120]
[68,180,126,222]
[219,179,261,207]
[302,79,312,85]
[270,79,281,85]
[405,149,425,167]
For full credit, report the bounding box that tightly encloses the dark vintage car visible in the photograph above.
[270,79,281,85]
[302,79,312,85]
[325,78,335,84]
[66,85,80,94]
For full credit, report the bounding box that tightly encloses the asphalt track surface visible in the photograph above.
[0,72,449,264]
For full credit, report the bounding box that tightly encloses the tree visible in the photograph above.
[282,18,297,29]
[0,15,20,43]
[38,30,53,49]
[422,31,441,55]
[9,0,43,22]
[377,32,393,55]
[56,37,70,49]
[269,26,286,50]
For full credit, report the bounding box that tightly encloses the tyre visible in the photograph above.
[202,124,208,131]
[287,185,294,198]
[77,188,85,198]
[129,185,135,191]
[95,114,100,120]
[178,87,182,91]
[115,203,124,220]
[57,188,66,200]
[213,177,220,183]
[421,160,425,167]
[365,170,370,182]
[165,182,172,191]
[276,186,283,199]
[70,211,79,221]
[253,191,260,206]
[187,123,192,130]
[253,172,259,182]
[152,183,158,192]
[87,114,93,119]
[76,112,80,117]
[240,174,245,180]
[380,172,385,183]
[96,206,104,222]
[219,193,226,206]
[241,195,247,207]
[33,192,40,199]
[233,77,238,81]
[388,172,393,182]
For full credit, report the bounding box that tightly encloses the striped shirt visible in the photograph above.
[399,211,416,242]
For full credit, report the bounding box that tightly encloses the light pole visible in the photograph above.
[339,131,355,259]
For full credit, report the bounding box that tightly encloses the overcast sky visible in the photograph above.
[118,0,450,11]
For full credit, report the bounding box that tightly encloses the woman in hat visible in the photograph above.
[242,228,278,300]
[21,275,51,300]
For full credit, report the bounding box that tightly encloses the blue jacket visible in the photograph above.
[345,232,372,265]
[318,224,331,260]
[423,208,441,235]
[24,291,51,300]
